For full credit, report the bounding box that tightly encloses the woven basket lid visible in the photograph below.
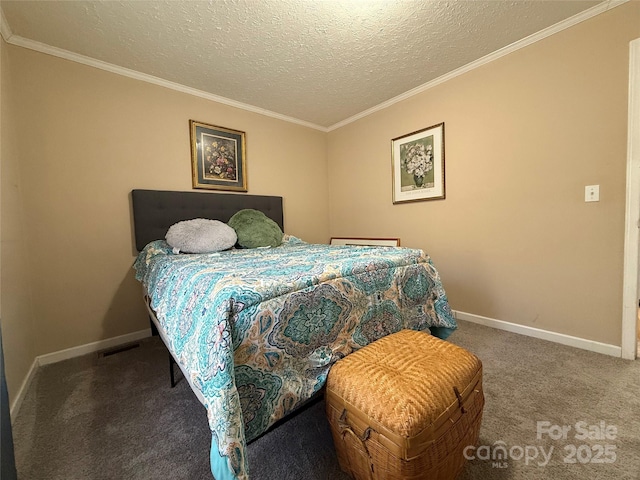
[326,329,481,438]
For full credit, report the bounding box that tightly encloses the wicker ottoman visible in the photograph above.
[325,329,483,480]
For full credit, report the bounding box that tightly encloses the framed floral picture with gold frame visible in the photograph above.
[392,122,445,203]
[190,120,247,191]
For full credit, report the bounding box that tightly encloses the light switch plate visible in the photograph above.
[585,185,600,202]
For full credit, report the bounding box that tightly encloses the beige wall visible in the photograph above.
[328,3,640,346]
[3,44,328,367]
[1,38,37,403]
[1,2,638,404]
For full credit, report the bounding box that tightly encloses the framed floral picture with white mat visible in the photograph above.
[392,122,445,203]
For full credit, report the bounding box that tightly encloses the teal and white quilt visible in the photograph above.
[133,237,456,480]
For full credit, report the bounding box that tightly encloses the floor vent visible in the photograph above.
[99,342,141,357]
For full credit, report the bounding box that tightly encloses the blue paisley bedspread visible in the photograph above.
[133,237,456,480]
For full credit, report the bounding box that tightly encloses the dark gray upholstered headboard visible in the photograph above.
[132,189,284,251]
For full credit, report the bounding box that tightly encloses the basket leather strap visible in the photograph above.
[338,409,375,478]
[453,386,467,414]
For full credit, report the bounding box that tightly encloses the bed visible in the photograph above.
[131,189,457,480]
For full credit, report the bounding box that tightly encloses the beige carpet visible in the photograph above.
[12,320,640,479]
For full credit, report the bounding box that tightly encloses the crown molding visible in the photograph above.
[0,1,627,133]
[3,30,328,132]
[327,0,630,132]
[0,7,13,42]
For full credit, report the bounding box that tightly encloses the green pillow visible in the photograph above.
[228,209,283,248]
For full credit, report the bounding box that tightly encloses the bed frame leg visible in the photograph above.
[169,355,176,388]
[149,316,159,336]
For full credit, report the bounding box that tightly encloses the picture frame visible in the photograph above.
[392,122,445,204]
[190,120,247,191]
[330,237,401,247]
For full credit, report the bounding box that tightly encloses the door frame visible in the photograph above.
[622,37,640,360]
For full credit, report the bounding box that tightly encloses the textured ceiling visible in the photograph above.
[1,0,602,128]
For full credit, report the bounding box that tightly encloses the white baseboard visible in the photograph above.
[8,313,624,419]
[10,328,152,420]
[9,357,38,419]
[453,310,622,358]
[37,328,152,366]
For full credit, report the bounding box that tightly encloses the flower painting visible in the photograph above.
[400,139,434,189]
[203,136,237,181]
[190,120,247,191]
[392,123,445,203]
